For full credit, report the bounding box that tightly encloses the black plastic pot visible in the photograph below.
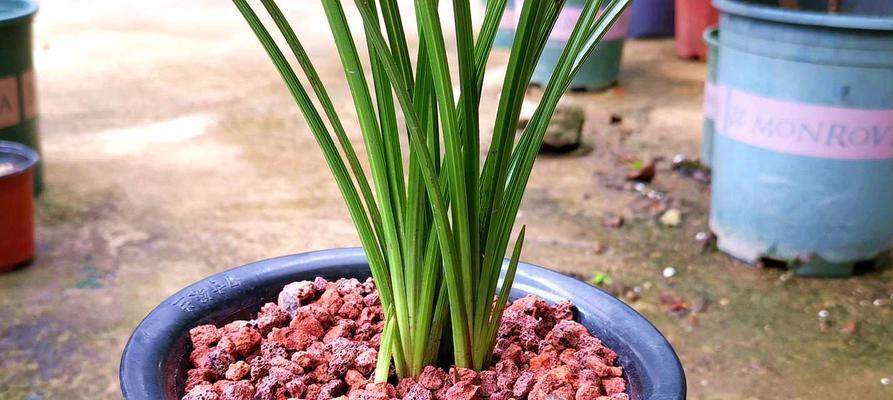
[120,248,686,399]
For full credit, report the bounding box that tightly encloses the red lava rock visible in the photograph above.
[344,369,368,389]
[403,383,433,400]
[286,379,307,398]
[216,380,255,400]
[354,347,378,376]
[181,278,628,400]
[222,325,262,357]
[444,381,481,400]
[528,349,559,371]
[206,347,236,377]
[575,381,602,399]
[249,356,270,382]
[395,378,416,397]
[318,379,348,399]
[364,381,397,398]
[547,320,591,349]
[256,302,289,335]
[602,377,626,396]
[279,281,316,317]
[512,371,537,398]
[553,300,574,321]
[318,287,345,316]
[190,346,214,371]
[254,375,281,400]
[529,366,576,400]
[186,368,216,392]
[225,361,250,381]
[418,366,447,390]
[336,278,363,295]
[183,384,219,400]
[347,389,388,400]
[363,292,380,306]
[190,325,222,348]
[271,313,324,351]
[324,320,356,343]
[449,367,477,385]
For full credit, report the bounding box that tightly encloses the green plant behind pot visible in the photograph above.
[232,0,631,380]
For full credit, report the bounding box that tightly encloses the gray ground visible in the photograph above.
[1,1,891,399]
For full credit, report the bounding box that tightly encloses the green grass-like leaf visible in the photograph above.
[233,0,631,380]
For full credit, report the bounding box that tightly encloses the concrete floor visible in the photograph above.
[1,1,892,399]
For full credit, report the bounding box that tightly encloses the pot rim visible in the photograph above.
[703,26,719,46]
[0,0,38,28]
[713,0,893,31]
[0,140,39,179]
[120,247,686,400]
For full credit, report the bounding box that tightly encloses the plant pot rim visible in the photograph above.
[0,0,38,28]
[120,247,686,400]
[0,140,39,179]
[703,26,719,45]
[713,0,893,31]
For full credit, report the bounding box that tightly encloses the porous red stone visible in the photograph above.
[190,325,221,348]
[181,281,628,400]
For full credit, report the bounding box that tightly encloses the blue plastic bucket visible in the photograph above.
[628,0,675,37]
[531,0,631,91]
[710,0,893,276]
[701,27,719,166]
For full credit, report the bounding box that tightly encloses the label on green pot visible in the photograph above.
[710,83,893,160]
[21,70,38,120]
[0,76,20,129]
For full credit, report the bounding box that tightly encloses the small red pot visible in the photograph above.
[0,140,39,272]
[675,0,719,60]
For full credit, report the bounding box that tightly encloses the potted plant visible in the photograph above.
[121,0,685,399]
[709,0,893,276]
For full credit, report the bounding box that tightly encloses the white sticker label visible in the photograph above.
[0,76,20,129]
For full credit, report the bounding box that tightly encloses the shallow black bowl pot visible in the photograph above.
[120,248,686,399]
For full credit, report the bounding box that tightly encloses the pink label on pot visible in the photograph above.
[0,76,20,129]
[704,81,719,120]
[21,70,38,120]
[516,5,629,43]
[712,84,893,160]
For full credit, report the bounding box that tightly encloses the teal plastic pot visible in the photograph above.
[701,28,719,166]
[531,0,631,91]
[0,0,41,194]
[710,0,893,276]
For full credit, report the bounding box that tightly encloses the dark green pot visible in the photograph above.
[0,0,41,194]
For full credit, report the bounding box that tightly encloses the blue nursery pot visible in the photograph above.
[628,0,675,38]
[710,0,893,276]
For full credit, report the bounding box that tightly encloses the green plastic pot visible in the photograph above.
[0,0,42,194]
[530,1,631,91]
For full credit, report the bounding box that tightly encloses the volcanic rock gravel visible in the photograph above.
[182,278,629,400]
